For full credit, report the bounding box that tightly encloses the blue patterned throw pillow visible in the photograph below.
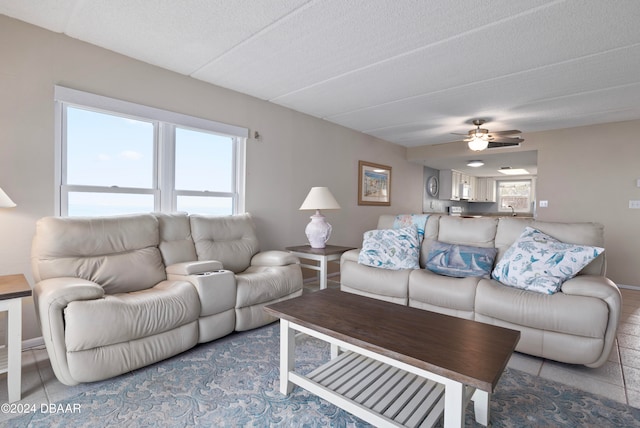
[392,214,429,243]
[426,241,497,278]
[492,227,604,294]
[358,226,420,270]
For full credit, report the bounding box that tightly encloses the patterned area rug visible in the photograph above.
[10,323,640,427]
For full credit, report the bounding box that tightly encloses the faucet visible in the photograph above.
[507,205,516,216]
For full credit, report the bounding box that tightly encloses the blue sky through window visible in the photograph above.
[65,106,234,216]
[66,107,153,188]
[175,127,232,192]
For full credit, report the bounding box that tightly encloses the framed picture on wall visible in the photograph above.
[358,160,391,206]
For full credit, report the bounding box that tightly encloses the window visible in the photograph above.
[497,180,532,213]
[55,86,247,216]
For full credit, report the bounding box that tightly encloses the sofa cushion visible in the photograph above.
[408,269,479,317]
[235,265,302,308]
[421,216,498,269]
[358,226,420,270]
[426,241,497,278]
[341,249,411,305]
[476,279,608,339]
[32,214,167,294]
[190,213,260,273]
[436,216,499,247]
[492,227,604,294]
[155,212,197,265]
[64,280,200,351]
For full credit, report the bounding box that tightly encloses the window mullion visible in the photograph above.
[158,123,175,213]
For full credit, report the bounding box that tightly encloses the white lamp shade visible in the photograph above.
[468,136,489,151]
[299,187,341,210]
[0,188,16,208]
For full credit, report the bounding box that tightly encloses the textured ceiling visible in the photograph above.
[2,0,640,154]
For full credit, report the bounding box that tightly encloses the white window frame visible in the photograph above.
[54,86,248,216]
[497,179,533,213]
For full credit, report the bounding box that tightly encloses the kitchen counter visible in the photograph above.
[424,213,534,219]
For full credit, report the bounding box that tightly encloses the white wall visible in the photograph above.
[530,121,640,287]
[0,16,424,341]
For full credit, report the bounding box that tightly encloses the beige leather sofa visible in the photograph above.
[31,212,302,385]
[341,214,621,368]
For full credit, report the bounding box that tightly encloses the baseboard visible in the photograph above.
[619,284,640,291]
[302,272,340,284]
[23,336,45,351]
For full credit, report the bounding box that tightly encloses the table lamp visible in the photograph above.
[0,188,15,208]
[299,187,340,248]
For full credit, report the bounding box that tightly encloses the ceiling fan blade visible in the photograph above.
[490,137,524,144]
[487,130,521,136]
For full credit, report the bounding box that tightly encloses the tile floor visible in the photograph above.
[0,282,638,424]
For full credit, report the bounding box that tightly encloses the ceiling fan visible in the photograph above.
[453,119,524,151]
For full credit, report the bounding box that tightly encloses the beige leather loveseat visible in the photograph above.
[31,212,302,385]
[341,214,621,368]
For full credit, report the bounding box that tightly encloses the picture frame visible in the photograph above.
[358,160,391,206]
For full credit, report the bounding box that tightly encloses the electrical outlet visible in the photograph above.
[630,200,640,209]
[539,200,548,208]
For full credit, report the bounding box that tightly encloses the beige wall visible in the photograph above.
[530,121,640,287]
[409,120,640,287]
[0,16,424,341]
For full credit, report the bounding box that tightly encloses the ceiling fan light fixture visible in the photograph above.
[467,160,484,167]
[468,136,489,151]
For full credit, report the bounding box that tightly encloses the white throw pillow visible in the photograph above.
[358,226,420,270]
[492,227,604,294]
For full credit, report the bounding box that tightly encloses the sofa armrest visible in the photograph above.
[561,275,622,368]
[33,277,104,386]
[166,260,224,276]
[561,275,621,301]
[251,250,299,267]
[34,277,104,315]
[341,248,360,264]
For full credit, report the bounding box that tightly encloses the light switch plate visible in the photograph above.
[539,200,548,208]
[630,200,640,209]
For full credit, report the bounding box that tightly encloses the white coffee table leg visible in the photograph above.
[279,320,295,394]
[443,380,465,428]
[472,389,490,426]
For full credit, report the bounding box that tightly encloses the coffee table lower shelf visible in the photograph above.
[291,350,476,427]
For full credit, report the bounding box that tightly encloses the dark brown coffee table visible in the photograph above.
[264,288,519,428]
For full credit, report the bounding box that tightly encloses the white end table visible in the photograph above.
[0,274,31,403]
[286,245,355,290]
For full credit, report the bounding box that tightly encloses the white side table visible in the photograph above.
[0,274,31,403]
[286,245,355,290]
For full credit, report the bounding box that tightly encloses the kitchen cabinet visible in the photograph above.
[438,169,462,200]
[472,177,496,202]
[468,176,478,201]
[439,170,496,202]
